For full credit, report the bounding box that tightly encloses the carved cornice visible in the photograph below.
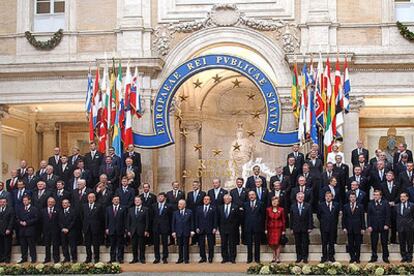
[279,96,293,112]
[153,4,300,56]
[35,122,58,134]
[0,105,10,120]
[349,96,365,112]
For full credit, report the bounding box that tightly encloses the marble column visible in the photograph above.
[181,120,202,192]
[0,105,10,179]
[36,122,57,161]
[278,96,296,164]
[343,97,365,164]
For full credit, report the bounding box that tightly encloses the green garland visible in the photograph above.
[396,21,414,41]
[24,29,64,50]
[0,262,121,275]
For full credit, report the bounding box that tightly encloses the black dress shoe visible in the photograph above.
[356,260,361,264]
[320,258,327,263]
[129,260,138,264]
[329,258,336,262]
[31,260,37,264]
[383,258,390,263]
[231,260,236,264]
[140,260,146,264]
[221,260,227,264]
[153,259,160,264]
[199,259,206,263]
[43,260,50,264]
[246,260,252,264]
[184,260,189,264]
[208,259,213,263]
[162,259,168,264]
[401,258,406,263]
[295,259,301,263]
[368,257,377,263]
[119,260,124,264]
[303,259,308,264]
[62,258,70,263]
[176,260,183,264]
[17,260,27,264]
[84,259,91,264]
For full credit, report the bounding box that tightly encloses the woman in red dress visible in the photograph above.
[266,196,286,263]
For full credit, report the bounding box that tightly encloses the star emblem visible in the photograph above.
[246,92,256,100]
[182,170,189,178]
[212,148,223,156]
[178,94,189,102]
[193,79,202,88]
[247,130,255,137]
[251,111,261,119]
[180,128,188,137]
[193,144,202,152]
[232,78,241,88]
[175,113,183,121]
[232,142,241,151]
[212,74,222,83]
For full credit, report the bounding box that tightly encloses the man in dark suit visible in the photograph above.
[306,150,324,181]
[0,181,12,205]
[48,147,61,172]
[166,181,185,212]
[246,165,268,190]
[99,156,119,189]
[95,178,113,207]
[68,146,84,167]
[394,143,413,165]
[253,178,269,206]
[120,157,141,189]
[290,192,313,263]
[108,147,122,170]
[32,180,53,243]
[11,180,31,210]
[76,160,92,188]
[41,165,60,191]
[287,144,305,173]
[36,160,48,178]
[17,160,28,178]
[283,157,299,189]
[5,169,19,192]
[243,191,265,263]
[218,194,239,263]
[84,142,104,186]
[186,180,206,245]
[381,171,400,244]
[369,149,382,167]
[269,166,290,191]
[127,196,149,264]
[23,167,39,191]
[105,195,127,263]
[139,183,156,246]
[396,192,414,262]
[16,195,39,263]
[305,143,324,162]
[56,156,72,186]
[369,160,389,191]
[122,144,142,179]
[152,193,171,264]
[171,199,194,264]
[320,177,341,205]
[195,195,217,263]
[333,155,349,203]
[59,199,78,263]
[398,162,413,192]
[41,197,60,263]
[53,180,71,209]
[317,191,340,262]
[291,176,313,206]
[321,162,340,187]
[0,197,14,263]
[367,190,391,263]
[342,192,366,263]
[115,177,135,208]
[81,192,103,263]
[269,181,288,209]
[346,181,366,208]
[394,153,409,181]
[71,179,92,209]
[348,166,369,192]
[207,178,228,206]
[351,140,369,167]
[230,178,247,244]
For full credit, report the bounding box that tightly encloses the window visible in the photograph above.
[395,0,414,22]
[33,0,66,32]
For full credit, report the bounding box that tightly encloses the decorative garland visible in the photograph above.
[24,29,64,50]
[397,21,414,41]
[248,262,414,275]
[0,262,121,275]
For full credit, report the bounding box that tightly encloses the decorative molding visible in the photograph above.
[349,96,365,112]
[35,122,57,134]
[0,105,10,120]
[153,4,299,56]
[279,96,293,112]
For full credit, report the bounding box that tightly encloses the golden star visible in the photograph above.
[175,113,183,121]
[212,74,222,83]
[212,148,223,156]
[194,144,202,152]
[178,94,189,102]
[246,92,256,100]
[232,78,241,88]
[251,111,261,119]
[180,128,188,137]
[232,142,241,151]
[193,79,202,88]
[247,130,255,137]
[182,170,189,178]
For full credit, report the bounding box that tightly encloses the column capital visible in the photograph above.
[0,104,10,120]
[349,96,365,112]
[279,96,293,112]
[35,122,57,134]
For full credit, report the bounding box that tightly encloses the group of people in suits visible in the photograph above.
[1,140,414,265]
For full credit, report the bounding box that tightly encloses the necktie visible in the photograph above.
[329,202,332,212]
[18,190,22,200]
[113,206,117,216]
[294,152,298,158]
[174,190,177,198]
[257,188,261,199]
[181,210,184,216]
[65,209,68,216]
[25,206,28,211]
[49,208,53,219]
[299,204,302,215]
[89,204,93,211]
[251,201,254,208]
[401,204,405,215]
[0,207,3,213]
[351,203,355,213]
[204,206,208,216]
[135,207,138,216]
[193,191,198,203]
[159,204,163,215]
[225,205,230,218]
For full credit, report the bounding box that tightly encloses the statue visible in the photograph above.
[379,127,405,163]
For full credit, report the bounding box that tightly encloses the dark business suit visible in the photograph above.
[217,203,239,262]
[166,190,185,211]
[41,174,60,191]
[48,155,61,173]
[115,187,135,208]
[317,201,340,261]
[283,165,299,189]
[122,152,142,182]
[394,150,413,165]
[16,205,39,262]
[99,164,119,188]
[399,171,413,192]
[230,187,247,244]
[53,189,71,210]
[287,152,305,174]
[396,202,414,261]
[96,189,113,208]
[195,205,217,262]
[243,200,265,263]
[347,175,368,193]
[59,207,78,262]
[152,202,171,261]
[105,205,127,262]
[32,189,52,243]
[22,175,39,191]
[381,181,400,243]
[351,148,369,167]
[186,190,206,245]
[172,209,194,263]
[246,175,267,190]
[394,162,408,181]
[127,206,149,262]
[71,188,92,209]
[320,185,341,205]
[5,177,18,192]
[345,189,366,208]
[120,166,141,189]
[290,202,313,262]
[84,151,104,185]
[290,186,313,206]
[333,164,349,203]
[369,169,388,191]
[207,188,228,206]
[269,174,290,191]
[342,202,366,262]
[68,154,84,167]
[307,159,324,181]
[367,199,391,260]
[81,203,104,262]
[56,164,73,186]
[139,192,156,245]
[0,206,14,263]
[41,207,60,262]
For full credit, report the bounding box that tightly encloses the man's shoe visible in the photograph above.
[31,260,37,264]
[119,260,124,264]
[17,260,27,264]
[129,259,138,264]
[43,259,50,264]
[153,259,160,264]
[184,260,189,264]
[140,260,146,264]
[401,258,406,263]
[356,260,361,264]
[303,259,308,264]
[176,259,183,264]
[329,257,336,263]
[208,259,213,263]
[368,257,377,263]
[84,259,91,264]
[162,259,168,264]
[383,258,390,263]
[221,260,227,264]
[295,259,301,263]
[320,258,327,263]
[62,259,69,263]
[231,260,236,264]
[199,259,206,263]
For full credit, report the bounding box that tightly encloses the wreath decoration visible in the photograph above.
[396,21,414,41]
[24,29,64,50]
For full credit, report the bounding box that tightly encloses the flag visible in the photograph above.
[85,67,94,142]
[334,58,344,138]
[304,63,312,136]
[99,63,110,153]
[323,57,335,148]
[92,67,100,128]
[343,56,351,113]
[123,63,133,148]
[291,63,300,120]
[309,85,318,144]
[298,89,306,143]
[130,67,143,118]
[315,52,325,127]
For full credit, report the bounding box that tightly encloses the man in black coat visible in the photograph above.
[166,181,185,212]
[283,157,300,189]
[53,180,71,210]
[333,155,349,203]
[394,153,409,181]
[369,160,389,191]
[171,199,194,264]
[317,191,340,262]
[84,142,104,185]
[59,198,78,263]
[41,197,60,263]
[367,190,391,263]
[246,165,268,190]
[127,196,149,264]
[290,176,313,206]
[269,166,290,191]
[342,192,366,263]
[229,178,248,245]
[152,193,171,264]
[71,179,92,209]
[207,179,228,207]
[398,162,413,192]
[393,143,413,165]
[42,165,60,191]
[23,167,39,191]
[348,166,369,192]
[95,179,113,208]
[48,147,61,172]
[139,183,156,246]
[381,171,400,244]
[32,180,52,244]
[306,150,324,181]
[99,156,120,189]
[56,156,73,188]
[115,177,135,209]
[120,157,141,189]
[287,144,305,173]
[243,191,265,263]
[195,195,217,263]
[0,197,14,263]
[396,192,414,262]
[186,180,206,245]
[122,144,142,176]
[351,140,369,167]
[16,195,39,263]
[217,194,239,263]
[81,192,104,263]
[290,192,313,263]
[105,195,127,263]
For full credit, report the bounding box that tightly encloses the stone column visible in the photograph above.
[36,122,57,161]
[181,120,202,193]
[278,96,296,163]
[0,105,10,179]
[343,97,365,164]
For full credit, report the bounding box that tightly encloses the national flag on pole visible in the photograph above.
[130,67,143,118]
[109,60,117,128]
[315,52,325,127]
[304,63,312,136]
[92,67,100,128]
[309,85,318,144]
[123,63,133,147]
[334,58,344,138]
[85,67,94,142]
[323,57,335,148]
[98,63,110,153]
[298,89,306,143]
[343,56,351,113]
[291,63,300,120]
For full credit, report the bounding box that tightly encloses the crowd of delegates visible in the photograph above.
[1,140,414,265]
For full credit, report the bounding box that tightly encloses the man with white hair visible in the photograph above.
[42,165,60,191]
[172,199,194,264]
